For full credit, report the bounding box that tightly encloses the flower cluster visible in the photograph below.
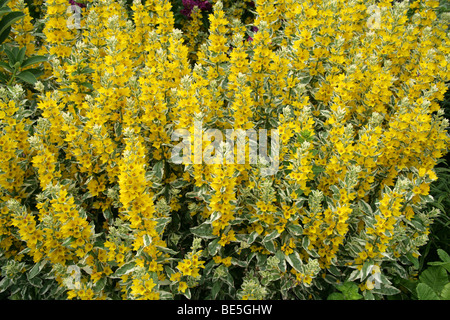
[0,0,449,300]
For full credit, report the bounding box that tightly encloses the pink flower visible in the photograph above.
[247,26,258,42]
[69,0,86,8]
[181,0,212,18]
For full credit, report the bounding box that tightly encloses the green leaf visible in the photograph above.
[337,281,359,295]
[28,260,46,280]
[323,273,338,285]
[0,0,12,9]
[170,179,189,189]
[261,271,281,285]
[113,261,136,278]
[114,122,122,137]
[286,251,303,272]
[3,46,14,65]
[312,165,325,175]
[335,281,363,299]
[0,71,7,82]
[58,87,74,93]
[327,292,345,300]
[93,277,107,293]
[229,257,245,268]
[410,218,426,232]
[359,199,373,215]
[155,245,178,255]
[16,70,37,84]
[0,11,25,37]
[0,25,10,45]
[21,55,47,69]
[207,238,220,256]
[103,209,112,221]
[26,67,44,78]
[440,283,450,300]
[211,281,221,299]
[361,261,374,279]
[287,223,303,236]
[348,291,363,300]
[263,239,276,253]
[428,261,450,273]
[406,252,420,269]
[417,283,440,300]
[222,267,234,287]
[419,266,448,294]
[263,229,279,243]
[371,284,401,296]
[0,277,12,293]
[437,249,450,263]
[329,185,340,197]
[0,7,11,18]
[362,290,375,300]
[79,81,94,90]
[300,75,312,84]
[80,66,95,74]
[17,46,25,65]
[190,222,215,239]
[183,288,191,299]
[302,236,310,251]
[0,60,12,72]
[155,217,171,234]
[247,230,259,244]
[328,265,342,277]
[29,276,43,288]
[61,236,75,247]
[153,161,164,181]
[143,234,152,247]
[271,251,285,272]
[159,290,173,299]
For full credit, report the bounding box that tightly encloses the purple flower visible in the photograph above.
[181,0,212,18]
[69,0,86,8]
[247,26,258,42]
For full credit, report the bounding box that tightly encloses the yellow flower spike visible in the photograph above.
[0,0,449,301]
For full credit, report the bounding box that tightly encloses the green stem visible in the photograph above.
[7,67,17,86]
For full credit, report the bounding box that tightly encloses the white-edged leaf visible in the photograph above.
[155,245,178,255]
[190,222,215,239]
[286,251,303,272]
[263,239,276,253]
[359,199,373,214]
[153,161,164,181]
[302,236,310,251]
[287,223,303,236]
[207,238,220,256]
[28,260,46,280]
[263,230,279,243]
[93,277,107,293]
[143,234,152,247]
[248,231,258,244]
[113,261,136,278]
[155,217,171,234]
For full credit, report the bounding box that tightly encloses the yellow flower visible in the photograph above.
[178,281,188,293]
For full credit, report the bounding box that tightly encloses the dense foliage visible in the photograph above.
[0,0,449,300]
